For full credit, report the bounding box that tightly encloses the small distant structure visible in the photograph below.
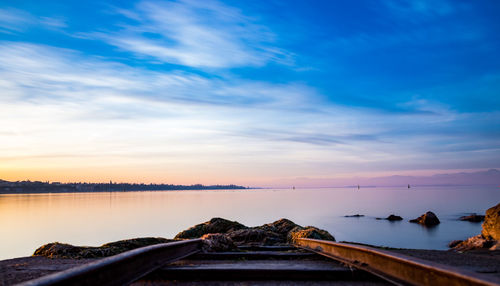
[292,186,295,190]
[357,184,360,190]
[408,184,411,189]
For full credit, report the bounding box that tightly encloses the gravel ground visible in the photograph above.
[0,256,99,286]
[1,250,499,286]
[389,249,500,278]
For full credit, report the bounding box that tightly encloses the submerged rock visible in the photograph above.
[174,218,247,239]
[287,226,335,244]
[344,214,364,218]
[201,233,237,252]
[34,237,172,259]
[410,211,440,226]
[482,203,500,241]
[376,214,403,221]
[459,214,485,222]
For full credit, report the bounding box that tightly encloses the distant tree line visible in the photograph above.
[0,179,247,194]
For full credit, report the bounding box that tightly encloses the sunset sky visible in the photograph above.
[1,0,499,187]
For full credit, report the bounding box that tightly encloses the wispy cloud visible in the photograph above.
[0,41,306,110]
[89,0,292,68]
[0,8,66,33]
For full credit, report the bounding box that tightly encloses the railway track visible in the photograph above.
[16,238,500,286]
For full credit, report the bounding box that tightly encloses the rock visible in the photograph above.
[459,214,485,222]
[257,218,299,236]
[344,214,364,217]
[448,240,463,248]
[409,211,440,226]
[451,235,496,252]
[227,228,284,246]
[201,233,237,252]
[482,203,500,241]
[376,214,403,221]
[387,214,403,221]
[450,203,500,251]
[287,226,335,244]
[174,218,247,239]
[34,237,172,258]
[34,243,86,259]
[101,237,172,250]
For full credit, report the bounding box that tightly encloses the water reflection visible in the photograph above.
[0,185,498,260]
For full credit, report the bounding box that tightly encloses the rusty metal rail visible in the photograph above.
[295,238,500,286]
[18,239,202,286]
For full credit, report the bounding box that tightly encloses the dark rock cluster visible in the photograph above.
[178,218,335,251]
[33,218,335,258]
[174,218,246,239]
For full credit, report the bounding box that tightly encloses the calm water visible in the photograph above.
[1,186,499,260]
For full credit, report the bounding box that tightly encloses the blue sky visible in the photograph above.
[0,0,499,186]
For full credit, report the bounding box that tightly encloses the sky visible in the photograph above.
[0,0,499,187]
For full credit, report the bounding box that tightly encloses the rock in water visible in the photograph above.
[482,203,500,241]
[174,218,247,239]
[201,233,237,252]
[376,214,403,221]
[386,214,403,221]
[287,226,335,244]
[409,211,440,226]
[459,214,485,222]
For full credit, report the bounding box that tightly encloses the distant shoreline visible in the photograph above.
[0,188,253,195]
[0,179,248,195]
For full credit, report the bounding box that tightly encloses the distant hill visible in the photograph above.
[275,169,500,188]
[359,169,500,187]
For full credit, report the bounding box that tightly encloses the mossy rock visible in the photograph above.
[227,228,284,245]
[34,243,87,259]
[256,218,299,236]
[287,226,335,244]
[34,237,172,259]
[174,218,247,239]
[201,233,237,252]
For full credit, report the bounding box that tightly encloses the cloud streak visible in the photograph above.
[91,0,291,68]
[0,8,66,33]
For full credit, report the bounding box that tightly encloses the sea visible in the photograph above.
[0,185,499,260]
